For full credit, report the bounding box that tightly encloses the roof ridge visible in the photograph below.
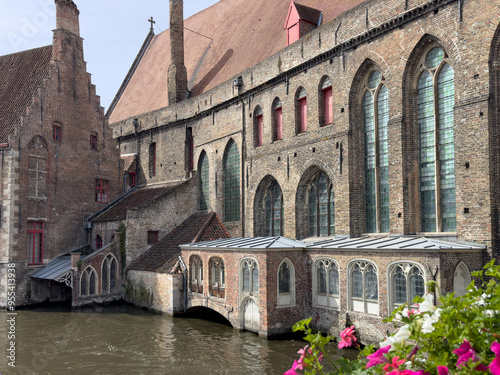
[192,211,216,243]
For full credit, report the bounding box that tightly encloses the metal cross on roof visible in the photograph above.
[149,17,156,32]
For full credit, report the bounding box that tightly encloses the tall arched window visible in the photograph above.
[189,255,203,294]
[313,258,340,309]
[296,87,307,134]
[209,257,225,299]
[241,258,259,294]
[149,142,156,178]
[320,77,333,126]
[198,151,209,210]
[417,46,456,232]
[308,172,335,237]
[80,267,98,297]
[101,255,117,294]
[363,70,389,233]
[272,98,283,141]
[277,259,295,307]
[388,262,425,312]
[265,181,283,236]
[254,106,263,147]
[349,260,378,314]
[223,140,240,222]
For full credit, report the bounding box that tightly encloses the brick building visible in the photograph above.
[0,0,122,307]
[104,0,500,341]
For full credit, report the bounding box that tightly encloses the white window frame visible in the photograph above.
[277,258,296,308]
[347,259,379,315]
[387,261,426,313]
[312,258,340,310]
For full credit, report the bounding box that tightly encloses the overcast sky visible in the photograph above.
[0,0,220,110]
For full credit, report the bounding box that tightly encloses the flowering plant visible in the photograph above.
[285,260,500,375]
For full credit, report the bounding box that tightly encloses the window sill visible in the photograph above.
[276,303,296,309]
[347,310,381,318]
[312,304,340,311]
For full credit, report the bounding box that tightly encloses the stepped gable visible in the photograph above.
[91,181,186,222]
[0,46,52,143]
[128,212,230,273]
[108,0,365,123]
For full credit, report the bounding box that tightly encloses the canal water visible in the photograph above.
[1,304,353,375]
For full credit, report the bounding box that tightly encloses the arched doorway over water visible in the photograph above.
[242,298,259,333]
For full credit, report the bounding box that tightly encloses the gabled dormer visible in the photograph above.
[284,1,323,46]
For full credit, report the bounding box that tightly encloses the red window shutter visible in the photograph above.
[300,98,307,133]
[275,107,283,140]
[323,87,333,125]
[257,115,263,146]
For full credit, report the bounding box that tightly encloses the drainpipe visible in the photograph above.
[178,256,187,312]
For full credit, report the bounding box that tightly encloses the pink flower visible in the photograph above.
[453,340,487,371]
[296,345,312,369]
[383,356,405,372]
[338,325,359,349]
[437,366,449,375]
[283,360,301,375]
[489,341,500,375]
[366,345,391,368]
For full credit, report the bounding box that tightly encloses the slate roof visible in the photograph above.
[306,236,486,250]
[0,46,52,142]
[108,0,365,123]
[128,212,230,273]
[90,181,187,222]
[180,236,306,250]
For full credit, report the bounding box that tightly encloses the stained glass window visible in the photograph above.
[224,140,240,222]
[363,70,390,233]
[418,47,456,232]
[199,152,209,210]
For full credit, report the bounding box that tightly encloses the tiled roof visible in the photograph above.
[128,212,230,273]
[0,46,52,142]
[91,181,187,222]
[108,0,365,123]
[121,154,136,172]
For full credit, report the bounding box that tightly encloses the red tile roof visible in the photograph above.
[128,212,230,273]
[91,181,187,222]
[0,46,52,142]
[108,0,365,123]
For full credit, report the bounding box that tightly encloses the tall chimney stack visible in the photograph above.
[167,0,188,104]
[55,0,80,36]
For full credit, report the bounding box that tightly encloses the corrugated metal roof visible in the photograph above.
[30,254,88,281]
[181,236,305,250]
[306,236,485,250]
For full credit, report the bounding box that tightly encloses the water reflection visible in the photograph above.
[3,305,322,375]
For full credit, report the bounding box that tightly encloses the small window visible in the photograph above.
[95,179,109,204]
[349,260,379,315]
[277,259,296,307]
[101,255,118,295]
[389,262,425,312]
[320,77,333,126]
[190,255,204,294]
[90,134,98,150]
[128,172,136,188]
[209,257,225,299]
[95,235,103,250]
[80,267,98,297]
[53,124,62,142]
[314,258,340,309]
[241,258,259,294]
[147,231,159,245]
[149,142,156,177]
[27,221,44,265]
[273,98,283,141]
[186,127,194,171]
[296,87,307,134]
[254,106,263,147]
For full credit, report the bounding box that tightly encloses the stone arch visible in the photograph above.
[28,135,48,150]
[253,175,283,236]
[295,165,334,239]
[402,35,456,234]
[453,262,471,297]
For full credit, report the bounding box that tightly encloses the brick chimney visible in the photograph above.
[167,0,188,104]
[55,0,80,36]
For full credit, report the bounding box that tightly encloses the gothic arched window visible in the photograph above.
[101,255,118,294]
[189,255,203,294]
[199,151,209,210]
[223,140,240,222]
[313,258,340,309]
[254,106,263,147]
[277,259,295,307]
[209,257,225,299]
[362,70,390,233]
[417,46,456,232]
[308,172,335,237]
[388,262,425,312]
[296,87,307,134]
[241,258,259,294]
[80,267,98,297]
[272,98,283,141]
[265,181,284,236]
[348,260,378,314]
[320,77,333,126]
